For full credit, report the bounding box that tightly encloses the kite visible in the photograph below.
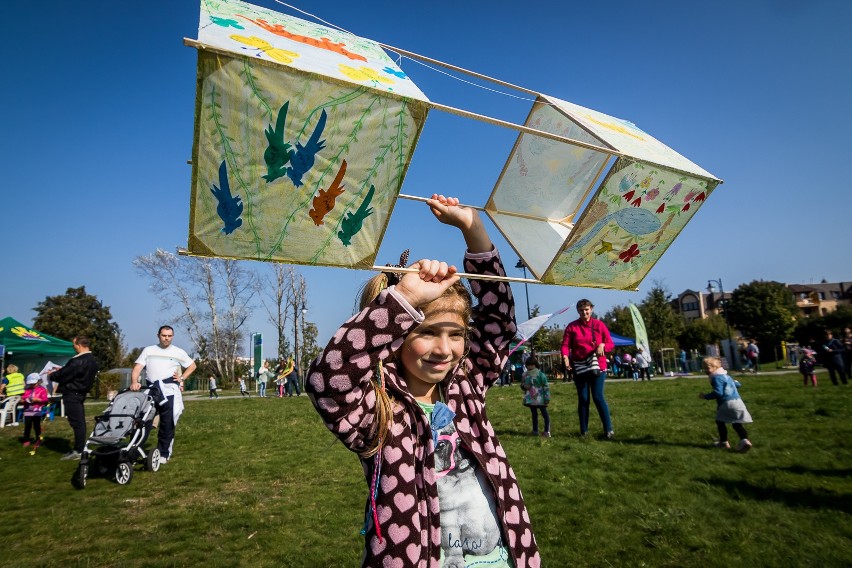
[185,0,722,290]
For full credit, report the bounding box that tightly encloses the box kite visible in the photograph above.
[185,0,722,290]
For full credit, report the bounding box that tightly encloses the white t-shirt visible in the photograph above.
[135,344,195,383]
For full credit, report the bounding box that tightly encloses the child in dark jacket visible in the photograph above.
[522,357,551,437]
[698,356,753,452]
[798,349,817,387]
[307,195,540,567]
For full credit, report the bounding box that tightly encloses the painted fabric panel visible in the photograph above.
[545,158,719,289]
[189,50,427,267]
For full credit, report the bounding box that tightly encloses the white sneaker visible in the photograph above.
[159,457,169,465]
[736,439,752,453]
[714,441,731,450]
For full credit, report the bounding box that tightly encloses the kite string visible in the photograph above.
[271,0,540,104]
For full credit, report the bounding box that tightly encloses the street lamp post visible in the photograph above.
[515,259,532,320]
[707,278,735,369]
[300,304,307,389]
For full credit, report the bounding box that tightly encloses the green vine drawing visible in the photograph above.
[241,60,273,122]
[207,82,262,256]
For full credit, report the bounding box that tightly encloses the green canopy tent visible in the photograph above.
[0,317,76,376]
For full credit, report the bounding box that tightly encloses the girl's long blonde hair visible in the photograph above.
[357,271,472,458]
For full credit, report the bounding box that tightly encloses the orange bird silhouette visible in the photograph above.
[309,160,347,226]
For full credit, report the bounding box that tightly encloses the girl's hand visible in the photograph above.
[426,194,491,253]
[394,258,460,308]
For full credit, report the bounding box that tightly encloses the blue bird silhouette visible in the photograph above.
[337,184,375,246]
[262,102,295,183]
[210,160,243,235]
[286,109,327,187]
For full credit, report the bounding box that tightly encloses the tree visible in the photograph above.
[601,305,634,338]
[639,283,684,352]
[258,264,295,360]
[33,286,122,371]
[793,304,852,347]
[677,314,729,352]
[133,249,258,381]
[725,280,797,360]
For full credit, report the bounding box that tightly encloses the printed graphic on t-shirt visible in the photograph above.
[434,420,510,567]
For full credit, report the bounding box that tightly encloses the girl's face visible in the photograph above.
[400,309,466,400]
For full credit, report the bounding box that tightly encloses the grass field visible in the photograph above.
[1,372,850,567]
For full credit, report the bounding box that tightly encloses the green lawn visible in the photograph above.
[1,373,850,567]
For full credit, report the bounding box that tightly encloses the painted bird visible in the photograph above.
[262,101,294,183]
[210,160,243,234]
[337,184,375,246]
[286,109,327,187]
[309,159,347,226]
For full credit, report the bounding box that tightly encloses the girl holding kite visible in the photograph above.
[307,195,540,567]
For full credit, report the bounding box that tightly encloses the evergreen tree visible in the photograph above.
[639,284,684,352]
[33,286,121,371]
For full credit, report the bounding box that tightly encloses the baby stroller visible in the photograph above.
[72,386,162,489]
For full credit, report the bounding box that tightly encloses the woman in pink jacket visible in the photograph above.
[561,299,615,439]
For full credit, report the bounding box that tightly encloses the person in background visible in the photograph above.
[698,356,753,452]
[822,330,848,386]
[842,327,852,378]
[1,364,25,399]
[562,298,616,439]
[130,325,196,465]
[636,347,652,381]
[679,349,689,374]
[257,360,271,397]
[48,336,99,460]
[208,375,219,399]
[21,373,49,448]
[285,361,302,397]
[745,339,760,374]
[798,349,817,387]
[521,357,551,437]
[239,375,251,397]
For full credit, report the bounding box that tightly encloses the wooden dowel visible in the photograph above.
[428,101,622,157]
[398,194,573,227]
[377,42,540,97]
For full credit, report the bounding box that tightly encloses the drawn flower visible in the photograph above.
[694,191,706,203]
[646,187,660,200]
[656,204,665,214]
[682,202,691,212]
[683,190,697,203]
[631,197,642,207]
[623,190,636,202]
[667,182,683,197]
[640,175,652,189]
[619,173,637,192]
[619,244,640,263]
[340,64,394,85]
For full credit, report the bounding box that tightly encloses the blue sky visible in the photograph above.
[2,0,850,355]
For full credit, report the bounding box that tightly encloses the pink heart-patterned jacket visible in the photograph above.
[307,248,541,567]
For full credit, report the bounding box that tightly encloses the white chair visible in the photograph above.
[0,396,21,428]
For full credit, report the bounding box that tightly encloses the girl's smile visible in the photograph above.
[400,309,466,402]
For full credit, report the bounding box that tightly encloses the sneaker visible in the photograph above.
[22,441,31,448]
[605,431,615,440]
[60,451,82,461]
[159,457,169,465]
[736,439,752,453]
[541,432,552,438]
[714,441,731,450]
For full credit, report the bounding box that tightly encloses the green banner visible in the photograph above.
[253,333,262,377]
[628,303,650,356]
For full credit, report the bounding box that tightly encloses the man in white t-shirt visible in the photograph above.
[131,325,196,464]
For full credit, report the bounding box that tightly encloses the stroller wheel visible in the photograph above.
[145,448,161,472]
[72,463,88,490]
[115,461,133,485]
